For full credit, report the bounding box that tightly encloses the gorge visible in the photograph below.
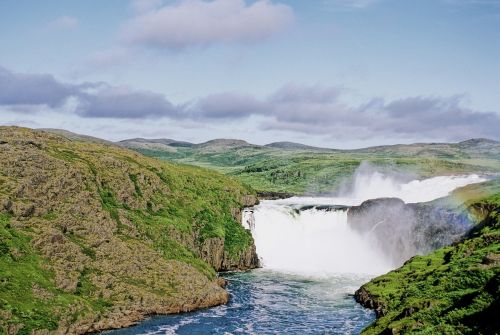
[104,169,490,334]
[0,127,497,334]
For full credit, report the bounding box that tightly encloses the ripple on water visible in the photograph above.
[101,270,375,335]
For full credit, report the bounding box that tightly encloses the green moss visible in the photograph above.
[66,233,96,260]
[1,127,260,333]
[0,213,99,333]
[196,209,225,239]
[98,186,125,232]
[41,211,57,221]
[49,149,80,162]
[223,218,253,261]
[359,194,500,335]
[129,174,142,197]
[134,144,500,194]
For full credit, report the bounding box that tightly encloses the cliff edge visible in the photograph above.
[0,127,259,334]
[354,180,500,334]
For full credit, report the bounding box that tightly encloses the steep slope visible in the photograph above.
[0,127,258,334]
[355,180,500,334]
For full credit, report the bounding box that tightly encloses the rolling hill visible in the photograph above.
[119,137,500,194]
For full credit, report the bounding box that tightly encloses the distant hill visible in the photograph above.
[194,139,259,152]
[352,138,500,159]
[119,138,194,152]
[122,136,500,194]
[120,138,194,147]
[119,136,500,157]
[265,141,332,151]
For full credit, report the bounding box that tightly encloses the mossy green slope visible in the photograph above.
[126,139,500,194]
[355,180,500,334]
[0,127,258,334]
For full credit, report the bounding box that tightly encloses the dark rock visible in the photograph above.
[2,199,12,211]
[257,191,294,200]
[347,198,472,266]
[18,203,35,217]
[354,286,387,317]
[482,253,500,266]
[50,234,64,244]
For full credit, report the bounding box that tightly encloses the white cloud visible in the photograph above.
[48,16,79,30]
[121,0,294,49]
[2,65,499,142]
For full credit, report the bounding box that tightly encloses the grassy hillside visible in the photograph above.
[121,138,500,194]
[355,179,500,334]
[0,127,258,334]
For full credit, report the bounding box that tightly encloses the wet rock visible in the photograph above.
[354,286,387,317]
[216,277,228,288]
[347,198,471,266]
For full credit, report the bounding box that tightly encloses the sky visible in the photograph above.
[0,0,499,148]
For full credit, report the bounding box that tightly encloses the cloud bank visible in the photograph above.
[1,66,499,141]
[121,0,294,49]
[0,67,175,119]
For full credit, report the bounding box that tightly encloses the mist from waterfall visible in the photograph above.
[107,169,489,335]
[246,167,486,277]
[251,206,393,276]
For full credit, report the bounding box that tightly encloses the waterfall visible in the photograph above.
[252,205,392,276]
[246,173,486,277]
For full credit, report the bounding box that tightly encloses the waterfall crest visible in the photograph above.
[246,172,486,277]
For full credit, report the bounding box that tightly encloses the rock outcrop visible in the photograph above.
[347,197,472,266]
[354,198,500,334]
[0,126,259,334]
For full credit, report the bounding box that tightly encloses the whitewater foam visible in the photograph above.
[248,173,486,277]
[270,174,485,207]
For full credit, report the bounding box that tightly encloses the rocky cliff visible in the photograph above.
[347,197,472,266]
[353,180,500,334]
[0,127,259,334]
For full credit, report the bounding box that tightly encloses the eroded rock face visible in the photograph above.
[0,126,259,334]
[354,287,387,318]
[347,198,471,266]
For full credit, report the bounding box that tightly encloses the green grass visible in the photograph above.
[129,174,143,197]
[0,213,109,334]
[93,161,256,275]
[150,163,257,259]
[358,191,500,334]
[0,127,261,333]
[134,144,500,194]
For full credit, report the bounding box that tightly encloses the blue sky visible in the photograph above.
[0,0,499,148]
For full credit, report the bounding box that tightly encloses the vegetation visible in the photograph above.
[123,138,500,194]
[2,128,498,334]
[0,127,258,334]
[356,179,500,334]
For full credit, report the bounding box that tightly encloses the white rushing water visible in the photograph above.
[270,174,486,207]
[244,173,486,277]
[105,172,489,335]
